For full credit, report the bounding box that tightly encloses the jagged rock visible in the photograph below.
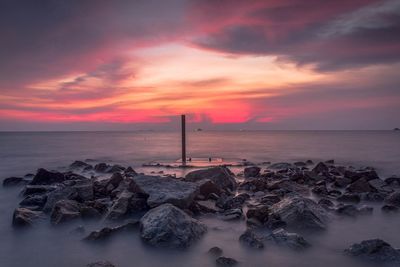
[312,185,329,195]
[191,200,219,214]
[239,178,268,192]
[208,246,223,257]
[30,168,65,185]
[312,162,329,174]
[140,203,206,248]
[43,186,78,213]
[216,257,238,266]
[334,177,352,188]
[185,167,237,191]
[3,177,28,187]
[294,161,307,167]
[318,198,334,208]
[19,194,47,209]
[346,178,375,193]
[220,208,243,221]
[337,193,361,204]
[124,166,137,177]
[361,192,387,202]
[325,159,335,164]
[216,193,249,210]
[197,179,222,198]
[94,163,111,173]
[132,175,198,209]
[384,192,400,207]
[105,191,134,220]
[268,179,309,195]
[50,200,81,225]
[244,166,261,178]
[344,239,400,263]
[246,205,269,224]
[385,176,400,186]
[266,228,310,250]
[336,205,372,217]
[12,208,44,227]
[72,180,94,201]
[270,197,328,231]
[84,221,139,241]
[86,261,115,267]
[239,229,264,249]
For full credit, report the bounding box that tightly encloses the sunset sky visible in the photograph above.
[0,0,399,130]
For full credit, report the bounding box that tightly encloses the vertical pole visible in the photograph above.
[181,114,186,166]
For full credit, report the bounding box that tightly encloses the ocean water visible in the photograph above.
[0,131,399,267]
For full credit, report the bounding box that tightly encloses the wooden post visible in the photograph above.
[181,114,186,166]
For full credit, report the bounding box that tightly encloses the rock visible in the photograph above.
[294,161,307,167]
[334,177,352,188]
[12,208,44,227]
[318,198,334,208]
[30,168,65,185]
[20,194,47,209]
[108,164,125,173]
[84,221,139,241]
[70,160,92,169]
[336,205,360,217]
[208,246,223,257]
[22,185,57,196]
[246,205,269,224]
[269,162,293,170]
[268,179,309,195]
[266,228,310,250]
[260,194,281,205]
[358,205,374,215]
[43,186,78,213]
[50,200,81,225]
[197,179,222,198]
[3,177,28,187]
[382,205,399,213]
[346,178,375,193]
[185,167,237,191]
[220,208,243,221]
[193,200,219,214]
[105,191,134,220]
[132,175,199,209]
[344,239,400,263]
[140,203,206,248]
[312,162,329,174]
[361,192,387,202]
[311,185,329,196]
[124,166,137,177]
[325,159,335,164]
[216,257,238,267]
[86,261,115,267]
[385,176,400,186]
[94,163,111,173]
[216,193,249,210]
[337,193,361,204]
[73,181,94,202]
[239,229,264,249]
[344,169,379,182]
[384,192,400,207]
[270,197,328,231]
[306,160,314,165]
[244,166,261,178]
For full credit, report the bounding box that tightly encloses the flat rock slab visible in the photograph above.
[132,175,199,209]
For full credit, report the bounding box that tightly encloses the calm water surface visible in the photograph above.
[0,131,399,267]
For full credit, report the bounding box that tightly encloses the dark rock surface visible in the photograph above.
[216,256,238,266]
[344,239,400,263]
[30,168,65,185]
[185,167,237,191]
[244,166,261,178]
[12,208,45,227]
[239,229,264,249]
[265,228,310,250]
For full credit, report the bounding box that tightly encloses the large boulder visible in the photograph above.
[185,167,237,191]
[344,239,400,263]
[132,175,198,209]
[244,166,261,178]
[43,186,78,213]
[384,192,400,207]
[270,197,328,231]
[140,203,206,248]
[50,200,81,225]
[105,191,135,220]
[346,178,375,193]
[30,168,65,185]
[12,208,44,227]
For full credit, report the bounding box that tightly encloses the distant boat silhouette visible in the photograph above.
[195,128,203,132]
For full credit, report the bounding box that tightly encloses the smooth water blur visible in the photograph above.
[0,131,400,267]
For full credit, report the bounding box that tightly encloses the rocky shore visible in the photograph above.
[3,160,400,266]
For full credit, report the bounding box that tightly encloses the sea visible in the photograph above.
[0,130,399,267]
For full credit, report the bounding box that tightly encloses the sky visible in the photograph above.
[0,0,399,131]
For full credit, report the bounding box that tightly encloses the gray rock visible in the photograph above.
[270,197,328,231]
[197,179,222,198]
[22,185,58,196]
[132,175,199,209]
[384,192,400,207]
[3,177,28,187]
[73,181,94,201]
[334,177,352,188]
[266,228,310,250]
[220,208,243,221]
[216,257,238,267]
[43,186,78,213]
[19,194,47,209]
[185,167,237,191]
[208,246,223,257]
[105,191,133,220]
[140,203,206,248]
[239,229,264,249]
[346,178,375,193]
[344,239,400,263]
[30,168,65,185]
[269,162,293,170]
[244,166,261,178]
[12,208,45,227]
[50,200,81,225]
[84,221,139,241]
[312,162,329,174]
[246,205,269,224]
[344,169,379,182]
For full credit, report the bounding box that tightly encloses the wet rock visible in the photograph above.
[311,185,329,196]
[70,160,92,170]
[239,229,264,249]
[108,164,125,173]
[385,176,400,186]
[346,178,375,193]
[318,198,334,209]
[268,179,309,195]
[244,166,261,178]
[185,167,237,191]
[312,162,329,174]
[197,179,222,198]
[12,208,45,227]
[246,205,269,224]
[3,177,28,187]
[306,160,314,165]
[84,221,139,241]
[140,203,206,248]
[30,168,65,185]
[384,192,400,207]
[270,196,328,231]
[216,257,238,267]
[72,181,94,202]
[208,246,223,257]
[325,159,335,164]
[124,166,137,177]
[50,200,81,225]
[220,208,243,221]
[344,239,400,263]
[337,193,361,204]
[266,228,310,250]
[43,186,78,213]
[19,194,47,209]
[132,175,199,209]
[86,261,116,267]
[239,178,268,192]
[334,177,352,188]
[192,200,219,214]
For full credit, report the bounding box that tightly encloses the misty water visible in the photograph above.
[1,131,400,267]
